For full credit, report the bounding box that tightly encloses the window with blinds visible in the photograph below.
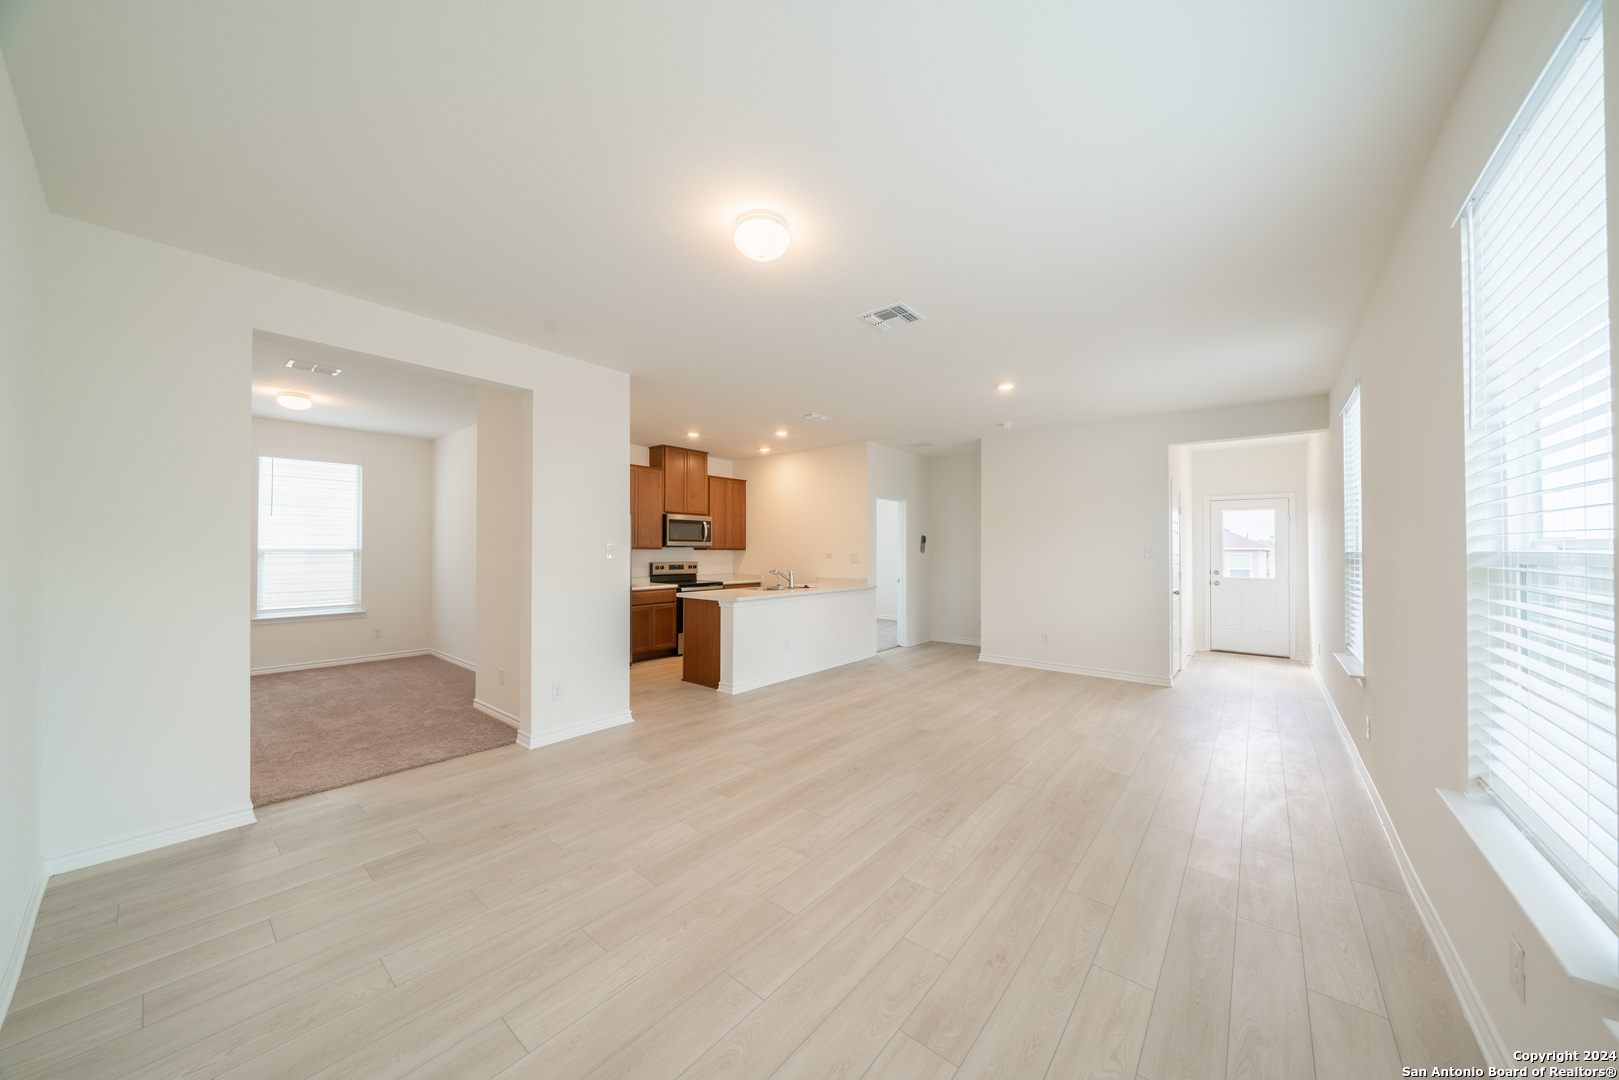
[1343,385,1363,660]
[256,457,363,617]
[1462,0,1616,929]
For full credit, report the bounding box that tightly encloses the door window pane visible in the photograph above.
[1222,509,1276,580]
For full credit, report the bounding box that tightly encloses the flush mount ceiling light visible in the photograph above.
[800,412,829,422]
[758,446,770,453]
[687,431,701,438]
[775,430,787,436]
[997,382,1016,391]
[275,391,313,411]
[733,210,790,262]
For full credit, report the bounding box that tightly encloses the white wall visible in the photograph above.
[867,443,930,644]
[475,389,529,722]
[733,441,869,585]
[250,418,434,672]
[980,396,1327,685]
[0,46,47,1023]
[928,446,982,647]
[1186,439,1312,659]
[432,423,477,666]
[38,212,629,862]
[1312,0,1612,1054]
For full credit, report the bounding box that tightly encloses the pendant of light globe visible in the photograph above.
[733,211,790,262]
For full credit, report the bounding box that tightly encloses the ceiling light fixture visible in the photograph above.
[759,447,770,453]
[687,431,701,438]
[733,210,790,262]
[997,382,1016,391]
[800,412,829,421]
[275,392,313,411]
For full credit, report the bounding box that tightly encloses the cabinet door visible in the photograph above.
[707,475,729,548]
[662,451,687,513]
[650,602,677,650]
[728,478,746,550]
[630,604,653,656]
[685,451,709,514]
[631,465,665,550]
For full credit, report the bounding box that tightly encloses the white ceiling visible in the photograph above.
[1,1,1496,459]
[251,332,479,440]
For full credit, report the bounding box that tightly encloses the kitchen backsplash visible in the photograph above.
[630,548,742,582]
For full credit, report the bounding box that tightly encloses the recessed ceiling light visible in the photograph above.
[687,431,700,438]
[275,392,312,411]
[775,430,787,437]
[999,422,1014,430]
[733,210,790,262]
[758,446,770,453]
[800,412,829,421]
[997,382,1016,391]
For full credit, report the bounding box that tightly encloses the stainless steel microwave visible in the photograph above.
[664,513,713,548]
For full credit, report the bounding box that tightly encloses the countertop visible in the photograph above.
[681,583,876,604]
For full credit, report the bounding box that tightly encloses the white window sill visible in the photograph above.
[252,609,366,625]
[1440,786,1619,999]
[1334,651,1364,681]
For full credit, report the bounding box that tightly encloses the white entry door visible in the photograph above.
[1209,497,1290,657]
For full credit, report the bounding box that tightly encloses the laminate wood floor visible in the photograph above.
[1,645,1483,1078]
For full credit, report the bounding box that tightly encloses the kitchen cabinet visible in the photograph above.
[630,465,665,550]
[630,587,677,660]
[648,445,709,515]
[707,476,747,550]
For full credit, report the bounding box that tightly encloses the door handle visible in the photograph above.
[1172,590,1180,595]
[1212,580,1220,587]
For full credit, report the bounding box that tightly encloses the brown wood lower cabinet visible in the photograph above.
[630,589,677,661]
[681,597,721,688]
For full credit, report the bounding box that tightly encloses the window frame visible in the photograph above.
[254,453,366,621]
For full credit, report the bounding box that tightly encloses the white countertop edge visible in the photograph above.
[1439,787,1619,998]
[682,584,876,604]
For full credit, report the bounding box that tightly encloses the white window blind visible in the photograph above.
[1462,0,1616,928]
[1343,384,1363,660]
[256,457,363,616]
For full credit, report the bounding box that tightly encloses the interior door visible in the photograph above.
[1170,480,1182,677]
[1209,497,1290,657]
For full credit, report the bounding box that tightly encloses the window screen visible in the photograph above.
[1343,384,1363,660]
[256,457,363,616]
[1462,0,1615,928]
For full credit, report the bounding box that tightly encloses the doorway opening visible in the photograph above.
[875,496,906,651]
[249,331,531,807]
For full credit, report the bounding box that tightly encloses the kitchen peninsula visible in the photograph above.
[681,583,877,693]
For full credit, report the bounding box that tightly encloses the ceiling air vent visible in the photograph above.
[857,303,924,331]
[907,441,936,449]
[285,359,342,376]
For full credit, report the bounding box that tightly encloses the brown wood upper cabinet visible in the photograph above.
[708,476,747,550]
[629,464,665,550]
[648,445,709,515]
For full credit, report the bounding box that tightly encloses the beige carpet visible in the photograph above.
[251,654,515,806]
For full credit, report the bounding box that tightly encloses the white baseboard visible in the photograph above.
[251,648,433,676]
[519,711,634,749]
[0,857,48,1030]
[44,803,258,877]
[473,698,520,729]
[719,650,878,695]
[1309,663,1506,1067]
[430,649,475,672]
[978,653,1172,687]
[928,635,982,647]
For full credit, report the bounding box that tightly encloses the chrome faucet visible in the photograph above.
[770,568,795,589]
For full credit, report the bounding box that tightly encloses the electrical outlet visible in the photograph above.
[372,628,382,639]
[1509,936,1526,1002]
[498,667,505,686]
[1040,633,1050,645]
[605,542,615,559]
[1144,545,1155,560]
[550,683,563,701]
